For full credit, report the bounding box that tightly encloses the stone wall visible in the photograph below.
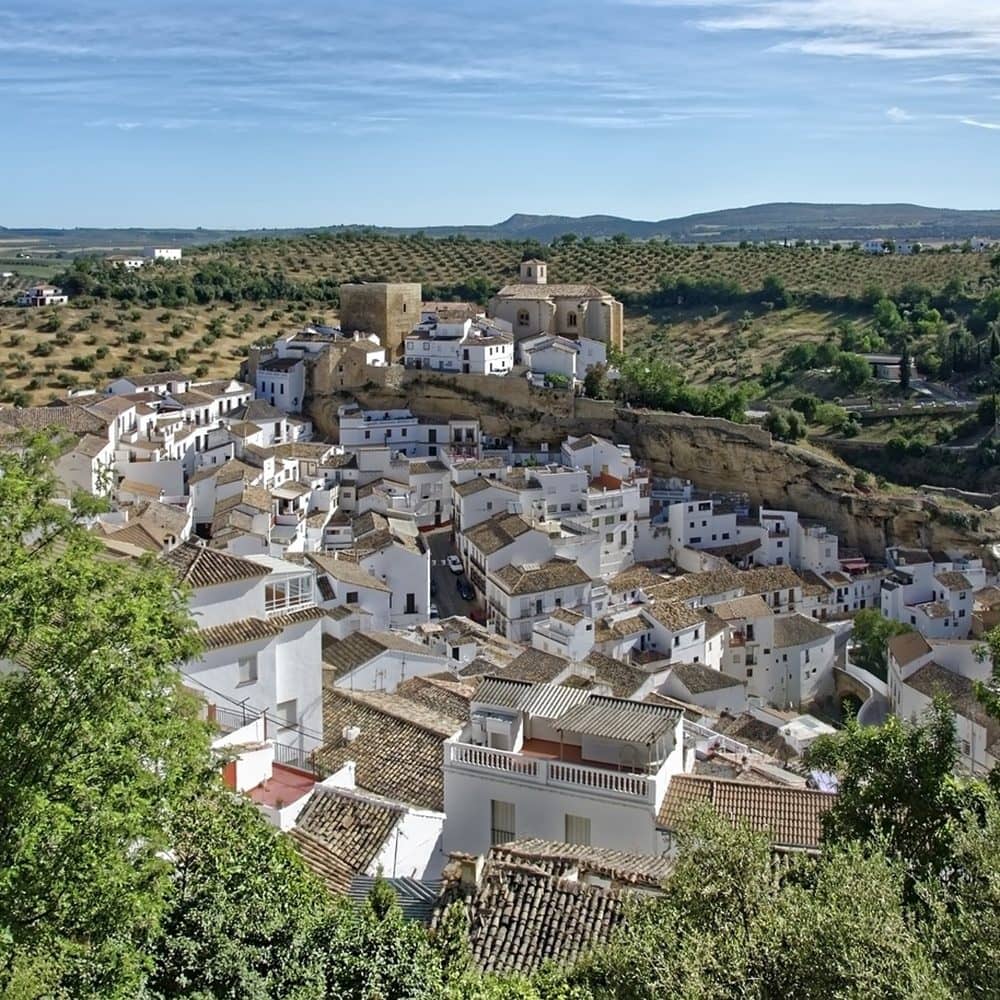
[339,283,421,358]
[307,368,1000,560]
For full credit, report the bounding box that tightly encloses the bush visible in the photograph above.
[790,394,820,422]
[764,407,807,442]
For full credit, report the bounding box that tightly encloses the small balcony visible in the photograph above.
[445,740,658,805]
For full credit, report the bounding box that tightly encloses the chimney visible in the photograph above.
[458,854,484,889]
[342,725,361,743]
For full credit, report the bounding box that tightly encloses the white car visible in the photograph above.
[446,555,463,574]
[429,603,440,620]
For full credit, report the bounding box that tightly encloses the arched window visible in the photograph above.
[517,309,530,326]
[567,311,578,328]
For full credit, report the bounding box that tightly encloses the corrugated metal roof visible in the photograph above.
[555,695,681,744]
[348,875,441,924]
[472,676,533,709]
[521,683,589,720]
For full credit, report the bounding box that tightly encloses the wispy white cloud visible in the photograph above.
[886,106,912,122]
[961,117,1000,130]
[638,0,1000,60]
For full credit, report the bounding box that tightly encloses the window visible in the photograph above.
[276,699,297,730]
[237,656,257,685]
[517,310,530,327]
[345,591,359,604]
[565,814,590,846]
[535,599,543,615]
[567,311,578,328]
[423,341,430,351]
[405,593,417,615]
[491,800,515,845]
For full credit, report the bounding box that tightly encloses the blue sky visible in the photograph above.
[4,0,1000,228]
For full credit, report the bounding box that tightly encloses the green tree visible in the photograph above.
[568,807,948,999]
[582,363,609,400]
[836,352,871,392]
[807,702,990,892]
[0,435,207,995]
[849,608,911,679]
[148,791,330,999]
[900,339,912,392]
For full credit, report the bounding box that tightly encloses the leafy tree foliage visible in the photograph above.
[807,702,989,892]
[849,607,912,679]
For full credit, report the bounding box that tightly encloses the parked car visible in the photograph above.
[429,603,440,619]
[456,576,474,601]
[447,555,463,574]
[430,579,437,597]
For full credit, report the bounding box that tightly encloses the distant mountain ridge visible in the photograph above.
[3,202,1000,250]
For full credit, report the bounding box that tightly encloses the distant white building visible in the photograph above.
[105,254,147,270]
[861,239,887,255]
[404,313,514,375]
[145,247,183,261]
[519,334,607,385]
[17,284,68,307]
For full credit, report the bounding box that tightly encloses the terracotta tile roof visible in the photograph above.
[492,558,591,596]
[712,594,772,622]
[97,521,163,553]
[0,404,108,435]
[657,774,834,850]
[887,631,932,667]
[287,827,356,894]
[911,600,952,620]
[935,571,972,591]
[431,850,631,974]
[582,651,647,698]
[609,564,668,594]
[904,662,999,737]
[772,614,833,648]
[668,661,744,694]
[799,569,833,597]
[321,630,430,680]
[974,586,1000,607]
[120,369,189,387]
[465,511,533,556]
[497,838,673,888]
[452,477,498,498]
[395,675,474,721]
[307,553,391,593]
[316,688,461,810]
[644,599,705,632]
[291,786,402,890]
[550,607,585,624]
[739,565,806,596]
[494,648,569,684]
[231,399,286,422]
[495,282,611,300]
[199,617,283,650]
[594,611,650,643]
[162,540,269,588]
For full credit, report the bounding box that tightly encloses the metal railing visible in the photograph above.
[212,702,261,733]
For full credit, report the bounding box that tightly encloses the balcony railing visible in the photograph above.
[683,720,765,759]
[446,742,657,804]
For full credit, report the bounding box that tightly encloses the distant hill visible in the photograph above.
[3,202,1000,251]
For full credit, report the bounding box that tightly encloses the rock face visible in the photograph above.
[308,370,999,560]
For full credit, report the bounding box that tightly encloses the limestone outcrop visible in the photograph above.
[307,369,999,561]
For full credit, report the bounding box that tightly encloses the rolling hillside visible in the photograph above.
[3,202,1000,254]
